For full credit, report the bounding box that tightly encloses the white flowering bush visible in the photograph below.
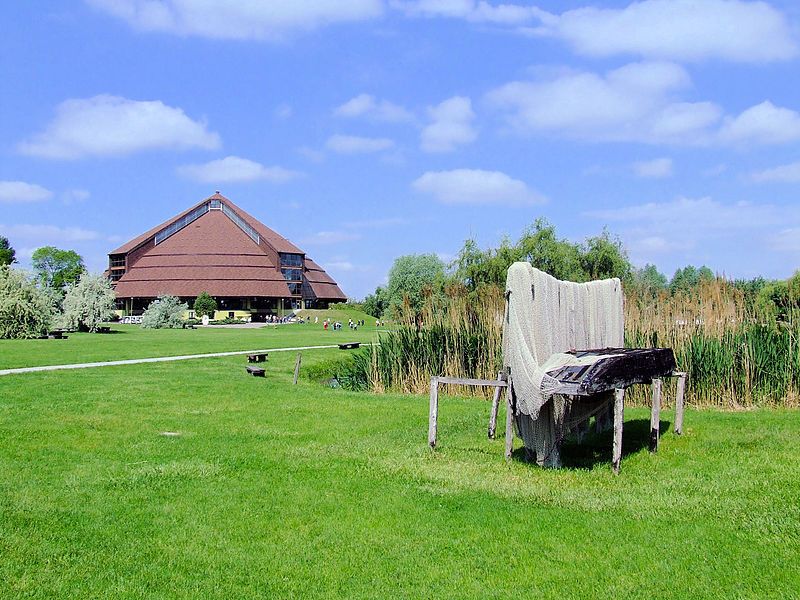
[141,295,187,329]
[0,266,54,339]
[62,274,116,332]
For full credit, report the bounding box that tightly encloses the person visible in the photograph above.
[324,320,328,330]
[315,316,318,324]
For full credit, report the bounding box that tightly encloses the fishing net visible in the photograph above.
[502,263,624,467]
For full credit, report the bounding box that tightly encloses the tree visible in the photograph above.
[669,265,715,295]
[517,219,584,282]
[193,291,217,318]
[32,246,85,291]
[0,236,15,266]
[362,286,387,318]
[579,229,633,284]
[61,273,116,332]
[141,295,188,329]
[632,264,668,296]
[385,254,446,319]
[0,266,54,339]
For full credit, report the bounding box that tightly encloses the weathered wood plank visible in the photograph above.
[612,388,625,474]
[293,353,302,385]
[650,378,662,453]
[504,375,514,460]
[428,377,439,448]
[675,371,686,435]
[437,376,507,387]
[488,371,504,439]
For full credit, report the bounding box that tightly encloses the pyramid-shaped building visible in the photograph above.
[107,193,346,319]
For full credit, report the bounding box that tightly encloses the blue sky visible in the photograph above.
[2,0,800,298]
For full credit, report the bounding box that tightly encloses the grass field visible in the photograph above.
[1,329,798,598]
[0,323,380,370]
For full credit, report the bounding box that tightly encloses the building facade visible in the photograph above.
[107,193,346,319]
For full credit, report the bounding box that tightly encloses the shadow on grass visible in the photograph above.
[510,418,672,470]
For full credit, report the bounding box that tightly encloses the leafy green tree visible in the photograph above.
[579,229,633,284]
[141,295,188,329]
[0,266,54,338]
[669,265,715,295]
[632,264,668,296]
[517,219,584,282]
[31,246,85,291]
[386,254,446,318]
[193,291,217,318]
[362,286,387,318]
[61,273,116,332]
[0,236,15,266]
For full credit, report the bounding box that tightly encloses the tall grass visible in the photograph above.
[338,280,800,407]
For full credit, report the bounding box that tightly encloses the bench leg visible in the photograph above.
[488,371,503,439]
[428,378,439,448]
[650,378,662,453]
[612,388,625,474]
[504,377,514,460]
[675,372,686,435]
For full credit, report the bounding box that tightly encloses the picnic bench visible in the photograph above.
[247,353,268,363]
[246,366,266,377]
[48,330,68,340]
[338,342,360,350]
[97,326,111,334]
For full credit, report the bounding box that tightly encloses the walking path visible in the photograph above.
[0,344,365,377]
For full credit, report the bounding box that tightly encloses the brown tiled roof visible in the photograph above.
[111,193,346,300]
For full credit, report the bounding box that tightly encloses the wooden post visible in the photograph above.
[650,378,662,453]
[675,371,686,435]
[293,353,302,385]
[612,388,625,474]
[504,375,514,460]
[488,371,503,439]
[428,377,439,448]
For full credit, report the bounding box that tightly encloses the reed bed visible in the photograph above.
[338,280,799,407]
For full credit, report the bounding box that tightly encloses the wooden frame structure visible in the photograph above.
[428,370,687,473]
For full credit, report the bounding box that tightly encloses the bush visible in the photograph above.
[208,317,247,325]
[0,266,54,339]
[61,273,116,332]
[141,295,188,329]
[193,291,217,318]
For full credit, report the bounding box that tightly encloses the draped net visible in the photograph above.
[502,263,624,467]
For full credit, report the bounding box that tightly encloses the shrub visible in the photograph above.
[193,291,217,318]
[61,273,116,332]
[0,266,54,339]
[141,295,188,329]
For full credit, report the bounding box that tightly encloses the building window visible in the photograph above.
[279,253,302,267]
[210,199,221,209]
[109,255,125,268]
[282,268,302,281]
[154,202,209,245]
[288,282,301,295]
[109,272,123,281]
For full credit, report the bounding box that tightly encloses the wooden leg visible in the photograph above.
[293,353,302,385]
[504,377,514,460]
[612,388,625,474]
[675,372,686,435]
[428,378,439,448]
[650,378,662,453]
[488,371,503,439]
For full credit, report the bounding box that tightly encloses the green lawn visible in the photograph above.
[0,331,798,598]
[0,323,379,370]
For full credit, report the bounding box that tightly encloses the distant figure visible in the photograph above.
[315,316,319,324]
[324,320,328,330]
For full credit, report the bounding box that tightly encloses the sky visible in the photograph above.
[1,0,800,299]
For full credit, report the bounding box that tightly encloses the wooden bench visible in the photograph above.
[97,326,111,334]
[246,366,266,377]
[48,330,68,339]
[338,343,360,350]
[247,353,268,363]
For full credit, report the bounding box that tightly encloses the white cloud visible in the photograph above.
[326,134,395,154]
[487,62,722,145]
[62,189,91,205]
[529,0,797,63]
[334,94,414,123]
[0,181,53,204]
[297,146,325,163]
[770,228,800,252]
[274,104,293,119]
[632,158,673,179]
[327,260,355,272]
[177,156,301,183]
[302,231,362,245]
[0,223,102,244]
[412,169,545,206]
[751,161,800,183]
[393,0,547,24]
[87,0,384,40]
[420,96,477,153]
[719,101,800,146]
[19,95,220,159]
